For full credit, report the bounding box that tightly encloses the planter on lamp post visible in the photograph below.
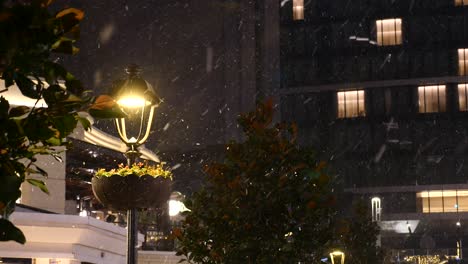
[92,167,172,211]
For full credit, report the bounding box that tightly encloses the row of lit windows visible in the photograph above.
[293,0,468,22]
[338,84,468,118]
[294,16,400,46]
[370,190,468,221]
[293,8,468,48]
[418,190,468,213]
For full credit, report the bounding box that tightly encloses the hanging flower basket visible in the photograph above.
[92,163,172,211]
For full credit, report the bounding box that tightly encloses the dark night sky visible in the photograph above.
[57,0,237,153]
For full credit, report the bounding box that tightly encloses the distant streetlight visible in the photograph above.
[168,191,189,217]
[457,220,463,260]
[112,64,161,264]
[330,250,345,264]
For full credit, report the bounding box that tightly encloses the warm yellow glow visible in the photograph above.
[376,18,402,46]
[418,190,468,213]
[330,251,345,264]
[117,96,150,108]
[293,0,304,20]
[337,90,365,118]
[459,49,468,75]
[459,84,468,111]
[455,0,468,6]
[418,85,446,113]
[169,200,189,216]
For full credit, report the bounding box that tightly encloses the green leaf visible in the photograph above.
[67,25,80,40]
[51,39,78,55]
[63,94,82,103]
[0,97,10,119]
[64,79,83,95]
[9,106,30,118]
[52,115,77,138]
[43,62,67,84]
[76,115,91,130]
[0,163,23,205]
[2,69,15,88]
[26,179,49,195]
[27,146,51,155]
[42,84,64,105]
[15,74,41,99]
[24,117,55,141]
[31,164,49,177]
[88,108,127,119]
[0,219,26,244]
[55,9,83,33]
[46,136,61,146]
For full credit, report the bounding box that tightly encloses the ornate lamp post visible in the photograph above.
[112,64,160,264]
[330,250,345,264]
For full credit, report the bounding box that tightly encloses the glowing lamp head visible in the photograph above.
[117,95,150,108]
[169,200,185,216]
[169,191,189,217]
[112,64,161,109]
[111,64,162,146]
[330,251,345,264]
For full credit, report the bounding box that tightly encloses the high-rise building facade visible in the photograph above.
[279,0,468,259]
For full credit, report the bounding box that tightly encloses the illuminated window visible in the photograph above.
[371,197,382,222]
[376,18,402,46]
[455,0,468,6]
[337,90,365,118]
[458,84,468,111]
[418,85,446,113]
[418,190,468,213]
[458,49,468,75]
[293,0,304,21]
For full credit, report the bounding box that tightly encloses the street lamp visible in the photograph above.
[169,191,189,217]
[168,191,189,251]
[457,220,463,260]
[330,250,345,264]
[112,64,161,264]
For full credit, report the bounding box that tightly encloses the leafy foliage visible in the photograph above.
[175,100,383,263]
[175,100,338,263]
[95,162,173,179]
[0,0,121,244]
[338,200,383,264]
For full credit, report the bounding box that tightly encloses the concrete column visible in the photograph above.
[259,0,281,122]
[222,1,243,142]
[239,0,257,115]
[223,0,260,142]
[20,149,66,213]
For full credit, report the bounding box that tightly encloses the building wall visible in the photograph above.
[138,251,183,264]
[279,0,468,253]
[280,0,468,87]
[20,151,66,214]
[279,0,468,192]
